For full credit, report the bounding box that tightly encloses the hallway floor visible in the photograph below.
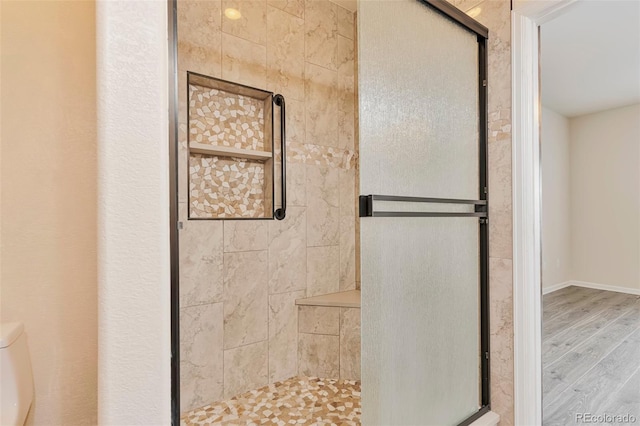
[543,286,640,425]
[181,376,360,425]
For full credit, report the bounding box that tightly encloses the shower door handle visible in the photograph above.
[274,94,286,220]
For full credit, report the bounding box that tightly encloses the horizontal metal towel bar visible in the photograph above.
[359,194,488,218]
[371,212,487,218]
[368,194,486,204]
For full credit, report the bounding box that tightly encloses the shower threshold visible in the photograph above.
[181,376,361,425]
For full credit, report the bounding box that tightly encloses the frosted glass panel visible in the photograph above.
[358,0,479,200]
[358,1,484,424]
[361,218,480,424]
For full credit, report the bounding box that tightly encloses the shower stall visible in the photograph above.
[170,0,489,424]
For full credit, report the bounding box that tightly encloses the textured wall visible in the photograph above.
[177,0,359,413]
[1,2,98,424]
[96,0,171,424]
[450,0,515,424]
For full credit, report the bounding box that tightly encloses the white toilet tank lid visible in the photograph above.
[0,322,24,348]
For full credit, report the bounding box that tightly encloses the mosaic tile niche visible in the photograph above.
[187,72,274,219]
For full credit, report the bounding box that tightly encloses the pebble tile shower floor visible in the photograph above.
[181,376,361,425]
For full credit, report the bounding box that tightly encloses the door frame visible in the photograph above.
[511,1,578,424]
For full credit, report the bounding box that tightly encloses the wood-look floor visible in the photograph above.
[543,286,640,425]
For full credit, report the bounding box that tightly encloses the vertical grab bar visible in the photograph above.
[274,94,286,220]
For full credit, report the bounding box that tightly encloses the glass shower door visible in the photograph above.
[358,1,489,424]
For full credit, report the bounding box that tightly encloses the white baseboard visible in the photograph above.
[542,281,572,295]
[543,280,640,296]
[569,280,640,296]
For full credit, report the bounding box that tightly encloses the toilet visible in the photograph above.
[1,322,34,426]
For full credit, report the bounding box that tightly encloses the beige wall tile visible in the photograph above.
[179,202,188,223]
[178,122,189,202]
[474,0,510,55]
[267,6,305,101]
[223,220,268,252]
[490,212,513,261]
[488,137,512,212]
[269,290,305,382]
[222,33,267,89]
[336,6,354,40]
[338,103,355,151]
[337,36,355,150]
[268,206,307,294]
[488,42,512,113]
[287,162,307,206]
[179,220,224,308]
[304,0,338,70]
[180,303,224,412]
[268,0,304,18]
[178,0,222,77]
[489,258,514,383]
[339,168,355,218]
[307,245,339,296]
[179,70,188,126]
[223,250,268,348]
[305,63,338,147]
[286,98,306,148]
[221,0,267,45]
[178,0,222,46]
[298,333,339,377]
[339,216,356,291]
[306,165,339,246]
[299,306,340,335]
[492,373,515,426]
[339,307,360,380]
[223,340,269,398]
[488,138,513,259]
[178,43,223,79]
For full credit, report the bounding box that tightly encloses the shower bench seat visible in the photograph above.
[295,290,360,308]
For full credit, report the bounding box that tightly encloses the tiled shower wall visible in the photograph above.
[177,0,359,413]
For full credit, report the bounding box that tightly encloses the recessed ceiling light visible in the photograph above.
[225,8,242,20]
[468,7,481,18]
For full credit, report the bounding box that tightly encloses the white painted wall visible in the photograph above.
[542,104,640,293]
[541,108,572,289]
[96,0,171,424]
[570,103,640,291]
[1,2,98,423]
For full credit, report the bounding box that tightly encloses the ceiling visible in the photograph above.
[541,0,640,117]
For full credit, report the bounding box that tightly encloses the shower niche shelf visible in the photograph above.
[189,142,272,161]
[187,72,283,220]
